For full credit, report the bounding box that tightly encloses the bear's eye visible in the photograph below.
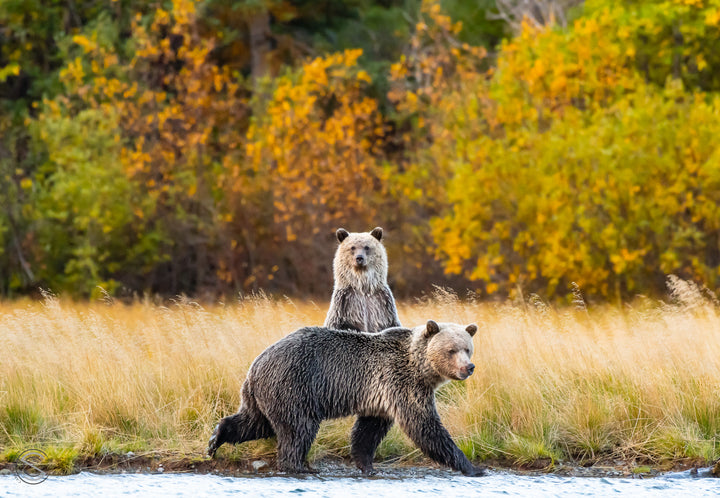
[449,348,458,354]
[350,246,356,251]
[364,246,370,251]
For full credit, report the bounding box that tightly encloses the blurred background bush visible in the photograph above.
[1,0,719,302]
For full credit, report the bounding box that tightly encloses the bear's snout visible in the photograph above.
[461,363,475,379]
[355,255,366,266]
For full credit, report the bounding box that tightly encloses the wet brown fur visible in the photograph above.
[207,321,485,477]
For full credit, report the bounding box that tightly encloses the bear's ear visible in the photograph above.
[424,320,440,338]
[465,324,478,337]
[336,228,349,243]
[370,227,383,241]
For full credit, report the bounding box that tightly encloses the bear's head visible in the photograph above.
[333,227,388,291]
[413,320,477,384]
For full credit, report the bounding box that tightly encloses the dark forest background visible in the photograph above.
[2,0,720,302]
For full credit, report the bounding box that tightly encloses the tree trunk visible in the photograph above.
[248,9,271,80]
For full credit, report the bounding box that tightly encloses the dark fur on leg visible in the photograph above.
[397,408,487,477]
[207,409,275,458]
[351,416,393,474]
[274,419,320,473]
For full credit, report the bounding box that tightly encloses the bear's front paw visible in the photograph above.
[462,465,487,477]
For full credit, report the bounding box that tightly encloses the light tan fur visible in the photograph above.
[324,227,400,333]
[333,231,388,294]
[410,322,477,386]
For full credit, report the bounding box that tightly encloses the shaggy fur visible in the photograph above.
[207,321,485,477]
[323,226,402,473]
[324,227,401,333]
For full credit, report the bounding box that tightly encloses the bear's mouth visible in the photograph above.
[454,370,473,381]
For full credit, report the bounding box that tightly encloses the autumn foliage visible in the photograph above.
[430,1,720,300]
[2,0,720,301]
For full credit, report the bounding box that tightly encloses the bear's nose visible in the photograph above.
[466,363,475,376]
[356,255,366,265]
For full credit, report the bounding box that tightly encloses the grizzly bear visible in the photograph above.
[324,227,403,471]
[207,320,486,477]
[324,227,401,333]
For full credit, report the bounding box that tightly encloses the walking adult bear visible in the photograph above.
[207,320,486,477]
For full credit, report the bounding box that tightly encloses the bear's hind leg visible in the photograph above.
[274,419,320,474]
[350,416,393,474]
[207,407,275,458]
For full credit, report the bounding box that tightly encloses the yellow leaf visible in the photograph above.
[72,35,97,54]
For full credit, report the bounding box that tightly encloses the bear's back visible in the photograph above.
[248,326,412,418]
[252,326,410,375]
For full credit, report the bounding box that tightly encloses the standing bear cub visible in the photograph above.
[324,227,401,333]
[207,321,486,477]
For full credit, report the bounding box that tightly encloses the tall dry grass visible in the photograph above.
[1,280,719,470]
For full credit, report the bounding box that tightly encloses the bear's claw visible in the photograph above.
[207,424,220,458]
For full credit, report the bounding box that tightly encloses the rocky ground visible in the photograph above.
[1,453,718,479]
